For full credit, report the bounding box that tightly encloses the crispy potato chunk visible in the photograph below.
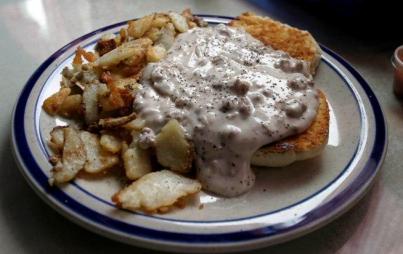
[122,145,152,180]
[96,38,117,56]
[127,14,155,39]
[100,134,122,154]
[80,131,119,173]
[58,94,82,118]
[181,9,207,28]
[99,82,135,112]
[51,127,86,184]
[122,50,146,67]
[181,9,194,22]
[82,84,99,124]
[73,47,97,66]
[118,28,128,45]
[95,38,152,67]
[155,120,193,173]
[43,87,71,115]
[121,141,129,154]
[123,118,145,131]
[112,170,201,212]
[156,23,175,50]
[146,45,166,62]
[144,27,162,42]
[168,12,189,33]
[48,126,66,153]
[99,87,124,112]
[151,14,170,28]
[98,112,137,129]
[113,78,139,90]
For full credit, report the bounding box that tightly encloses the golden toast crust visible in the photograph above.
[229,12,322,74]
[230,12,329,164]
[258,89,329,154]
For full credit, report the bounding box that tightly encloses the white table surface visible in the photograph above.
[1,0,402,253]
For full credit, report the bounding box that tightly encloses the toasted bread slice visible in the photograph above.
[229,12,322,75]
[252,90,329,167]
[230,12,328,167]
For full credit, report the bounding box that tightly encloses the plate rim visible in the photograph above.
[11,15,388,252]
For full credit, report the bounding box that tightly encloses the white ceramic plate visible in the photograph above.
[11,15,387,253]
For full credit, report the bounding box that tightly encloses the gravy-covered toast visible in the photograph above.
[230,12,322,75]
[230,13,329,167]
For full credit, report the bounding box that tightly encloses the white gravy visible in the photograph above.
[134,24,319,197]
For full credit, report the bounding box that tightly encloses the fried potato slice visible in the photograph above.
[98,112,137,129]
[146,45,166,62]
[114,28,128,46]
[42,87,71,115]
[122,144,152,180]
[98,81,135,113]
[72,47,97,67]
[112,170,201,212]
[58,94,83,118]
[51,127,86,184]
[79,47,97,63]
[181,9,208,27]
[82,83,99,124]
[168,12,189,33]
[48,126,66,153]
[123,118,145,131]
[144,27,162,42]
[113,78,139,90]
[80,131,119,173]
[96,38,117,56]
[95,38,152,67]
[151,13,170,28]
[100,134,122,154]
[122,50,146,67]
[128,14,155,39]
[156,23,175,50]
[155,120,193,173]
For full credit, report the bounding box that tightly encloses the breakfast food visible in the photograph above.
[229,12,322,75]
[252,90,329,167]
[43,10,329,212]
[136,23,320,196]
[113,170,201,213]
[230,13,328,168]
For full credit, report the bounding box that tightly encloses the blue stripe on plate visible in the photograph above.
[12,15,387,244]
